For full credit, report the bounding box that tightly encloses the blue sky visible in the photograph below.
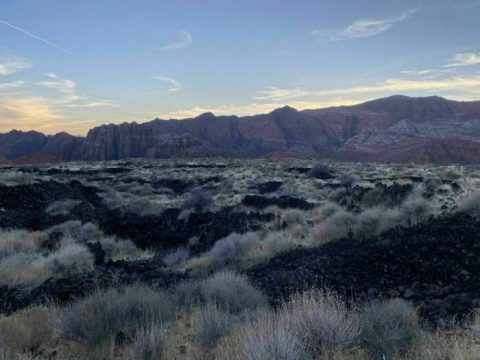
[1,0,480,134]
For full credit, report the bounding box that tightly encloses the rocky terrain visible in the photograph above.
[2,95,480,164]
[1,158,480,358]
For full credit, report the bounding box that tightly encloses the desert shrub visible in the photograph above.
[312,211,356,244]
[0,253,49,286]
[339,174,360,187]
[172,280,203,308]
[188,236,200,247]
[0,230,45,259]
[400,197,431,225]
[258,231,296,258]
[163,247,189,266]
[458,190,480,219]
[440,168,461,181]
[307,163,334,179]
[0,306,58,355]
[99,237,137,259]
[182,188,213,211]
[288,224,307,239]
[62,285,174,347]
[200,271,267,314]
[311,202,343,223]
[48,221,102,243]
[354,197,431,239]
[362,187,384,208]
[280,289,359,354]
[78,222,103,242]
[0,171,34,186]
[358,298,421,359]
[45,243,94,276]
[196,304,236,348]
[209,232,259,267]
[174,271,267,314]
[406,328,480,360]
[125,198,165,216]
[422,175,442,194]
[126,323,167,360]
[46,199,81,216]
[353,208,382,238]
[219,314,310,360]
[128,183,155,196]
[101,190,125,210]
[281,209,306,227]
[327,188,347,203]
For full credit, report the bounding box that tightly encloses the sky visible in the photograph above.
[0,0,480,135]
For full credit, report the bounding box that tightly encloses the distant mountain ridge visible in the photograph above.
[2,95,480,164]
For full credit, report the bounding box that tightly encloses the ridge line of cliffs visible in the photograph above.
[2,95,480,164]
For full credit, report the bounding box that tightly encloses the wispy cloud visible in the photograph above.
[161,30,192,50]
[153,75,182,92]
[254,87,311,101]
[443,52,480,67]
[254,75,480,101]
[66,99,119,108]
[36,78,77,94]
[150,71,480,120]
[0,80,25,91]
[311,8,419,41]
[0,73,119,133]
[32,73,117,107]
[400,68,454,79]
[0,19,83,59]
[0,96,63,125]
[0,54,31,76]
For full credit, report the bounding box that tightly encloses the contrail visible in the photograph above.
[0,19,83,60]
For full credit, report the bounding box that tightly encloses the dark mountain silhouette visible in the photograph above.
[2,95,480,164]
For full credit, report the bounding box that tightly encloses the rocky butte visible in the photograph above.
[2,95,480,164]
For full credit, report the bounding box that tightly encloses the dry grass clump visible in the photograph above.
[458,190,480,219]
[257,231,297,257]
[0,224,148,287]
[0,253,50,286]
[307,163,334,179]
[312,210,355,245]
[405,323,480,359]
[0,233,95,287]
[46,199,81,216]
[48,221,103,243]
[217,312,310,360]
[163,247,189,266]
[195,304,236,349]
[216,290,428,360]
[281,209,306,227]
[218,289,358,359]
[182,187,213,211]
[281,290,360,354]
[61,285,174,348]
[0,306,59,356]
[339,173,360,187]
[209,232,259,267]
[0,229,45,259]
[174,270,268,314]
[358,299,421,359]
[0,171,35,186]
[204,230,298,270]
[310,194,433,245]
[126,322,167,360]
[44,243,94,276]
[98,236,145,261]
